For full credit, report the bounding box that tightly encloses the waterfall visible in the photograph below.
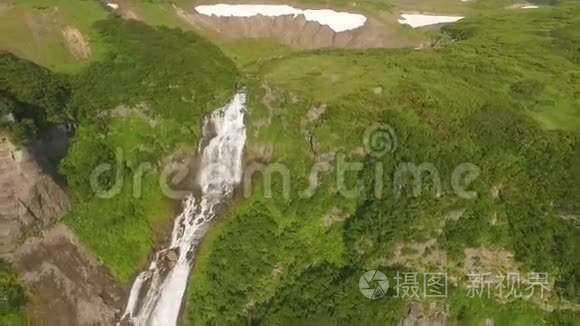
[120,91,247,325]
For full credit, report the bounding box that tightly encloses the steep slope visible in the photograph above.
[0,52,72,257]
[9,224,123,326]
[60,16,240,283]
[185,3,580,324]
[0,136,70,257]
[175,5,420,49]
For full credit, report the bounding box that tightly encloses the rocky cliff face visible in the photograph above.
[0,135,70,257]
[0,133,121,325]
[10,224,123,326]
[174,6,419,50]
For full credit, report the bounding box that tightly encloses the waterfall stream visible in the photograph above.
[120,91,247,325]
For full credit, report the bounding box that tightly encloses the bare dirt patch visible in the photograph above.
[321,207,346,227]
[463,247,520,275]
[246,143,274,163]
[9,224,122,326]
[174,4,418,49]
[400,301,448,326]
[559,213,580,227]
[490,183,503,199]
[61,26,91,59]
[0,3,13,14]
[304,104,327,124]
[380,238,448,272]
[106,103,160,127]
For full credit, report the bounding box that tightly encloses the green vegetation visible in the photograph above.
[186,3,580,324]
[0,52,69,142]
[0,0,579,324]
[2,13,239,283]
[447,287,580,325]
[218,39,296,70]
[0,260,26,326]
[60,17,238,282]
[68,17,237,124]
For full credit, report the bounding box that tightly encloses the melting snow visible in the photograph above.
[398,14,464,28]
[194,4,367,32]
[106,3,119,10]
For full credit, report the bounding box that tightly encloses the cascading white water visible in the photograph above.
[120,91,247,325]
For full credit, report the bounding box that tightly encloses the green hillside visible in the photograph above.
[186,3,580,324]
[0,0,578,324]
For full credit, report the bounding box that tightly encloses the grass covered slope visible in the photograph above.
[0,0,110,72]
[68,16,238,124]
[261,9,580,131]
[1,0,578,323]
[186,3,580,324]
[59,17,238,282]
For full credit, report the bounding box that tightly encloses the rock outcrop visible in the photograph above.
[9,224,123,326]
[0,135,70,258]
[400,302,448,326]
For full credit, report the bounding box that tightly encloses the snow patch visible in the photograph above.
[194,4,367,32]
[398,14,464,28]
[106,3,119,10]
